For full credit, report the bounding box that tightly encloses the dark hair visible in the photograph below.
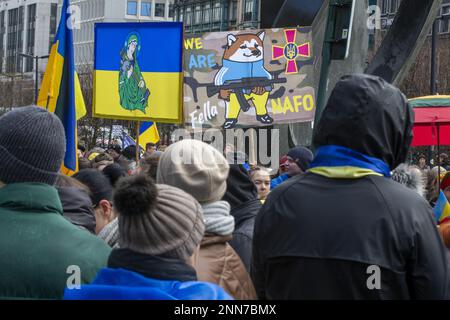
[94,153,114,163]
[123,145,137,160]
[418,154,427,160]
[103,163,127,187]
[141,151,163,179]
[78,157,92,170]
[108,145,122,154]
[146,143,156,150]
[55,174,91,196]
[73,169,113,206]
[113,174,158,217]
[78,144,86,153]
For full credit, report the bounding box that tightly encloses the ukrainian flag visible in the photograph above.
[434,190,450,225]
[37,0,86,175]
[93,22,183,123]
[138,121,160,150]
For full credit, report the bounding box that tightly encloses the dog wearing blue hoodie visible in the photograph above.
[214,31,274,129]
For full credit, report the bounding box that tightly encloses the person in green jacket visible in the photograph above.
[119,33,150,113]
[0,106,111,300]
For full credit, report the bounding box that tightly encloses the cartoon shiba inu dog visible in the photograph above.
[214,31,274,129]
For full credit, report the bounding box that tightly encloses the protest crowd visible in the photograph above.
[1,74,450,300]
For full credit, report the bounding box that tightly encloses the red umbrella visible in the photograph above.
[409,95,450,147]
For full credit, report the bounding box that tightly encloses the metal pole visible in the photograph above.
[314,2,336,128]
[136,121,140,166]
[438,123,441,186]
[430,19,438,95]
[35,56,39,104]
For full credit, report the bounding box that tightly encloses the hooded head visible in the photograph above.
[223,164,258,210]
[313,74,414,170]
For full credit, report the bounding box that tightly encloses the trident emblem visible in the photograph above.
[272,29,311,74]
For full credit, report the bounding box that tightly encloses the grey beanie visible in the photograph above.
[116,177,205,260]
[157,139,230,204]
[0,106,66,185]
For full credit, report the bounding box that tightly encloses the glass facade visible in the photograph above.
[155,3,165,17]
[0,11,4,73]
[173,0,260,33]
[127,1,138,15]
[49,4,57,52]
[141,2,152,16]
[26,4,37,72]
[6,8,18,73]
[16,6,24,72]
[243,0,253,22]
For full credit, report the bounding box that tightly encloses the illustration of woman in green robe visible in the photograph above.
[119,33,150,113]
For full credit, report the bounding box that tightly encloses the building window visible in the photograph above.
[203,3,211,24]
[185,7,192,26]
[155,3,165,17]
[230,0,238,21]
[243,0,253,22]
[17,6,24,72]
[169,4,174,18]
[213,1,221,22]
[49,4,57,51]
[381,0,388,15]
[127,1,138,16]
[26,4,37,72]
[7,8,18,73]
[194,5,201,24]
[179,9,184,22]
[141,2,151,17]
[389,0,397,14]
[0,11,4,73]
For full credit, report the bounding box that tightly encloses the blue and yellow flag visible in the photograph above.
[434,190,450,225]
[138,121,160,150]
[37,0,86,175]
[93,22,183,123]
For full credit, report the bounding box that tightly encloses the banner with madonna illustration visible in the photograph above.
[93,22,183,123]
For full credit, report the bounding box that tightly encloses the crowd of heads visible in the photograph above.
[1,74,450,300]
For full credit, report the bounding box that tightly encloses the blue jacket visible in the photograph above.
[270,174,290,190]
[215,59,272,89]
[64,268,233,300]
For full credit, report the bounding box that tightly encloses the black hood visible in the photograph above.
[57,186,96,234]
[223,164,258,210]
[313,74,414,170]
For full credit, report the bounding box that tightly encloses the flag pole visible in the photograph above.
[136,121,140,167]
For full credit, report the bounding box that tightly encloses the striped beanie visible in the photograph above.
[114,175,205,260]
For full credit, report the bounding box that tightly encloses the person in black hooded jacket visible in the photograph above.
[55,175,96,234]
[252,74,449,300]
[223,164,262,273]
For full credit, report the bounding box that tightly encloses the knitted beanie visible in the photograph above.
[0,106,66,185]
[115,175,205,260]
[287,146,314,172]
[157,139,230,204]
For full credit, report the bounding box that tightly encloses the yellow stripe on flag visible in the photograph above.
[74,71,86,120]
[138,124,160,150]
[37,42,64,113]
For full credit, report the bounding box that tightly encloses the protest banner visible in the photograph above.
[183,27,315,129]
[93,22,183,123]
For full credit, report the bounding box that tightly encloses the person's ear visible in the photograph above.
[99,199,113,221]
